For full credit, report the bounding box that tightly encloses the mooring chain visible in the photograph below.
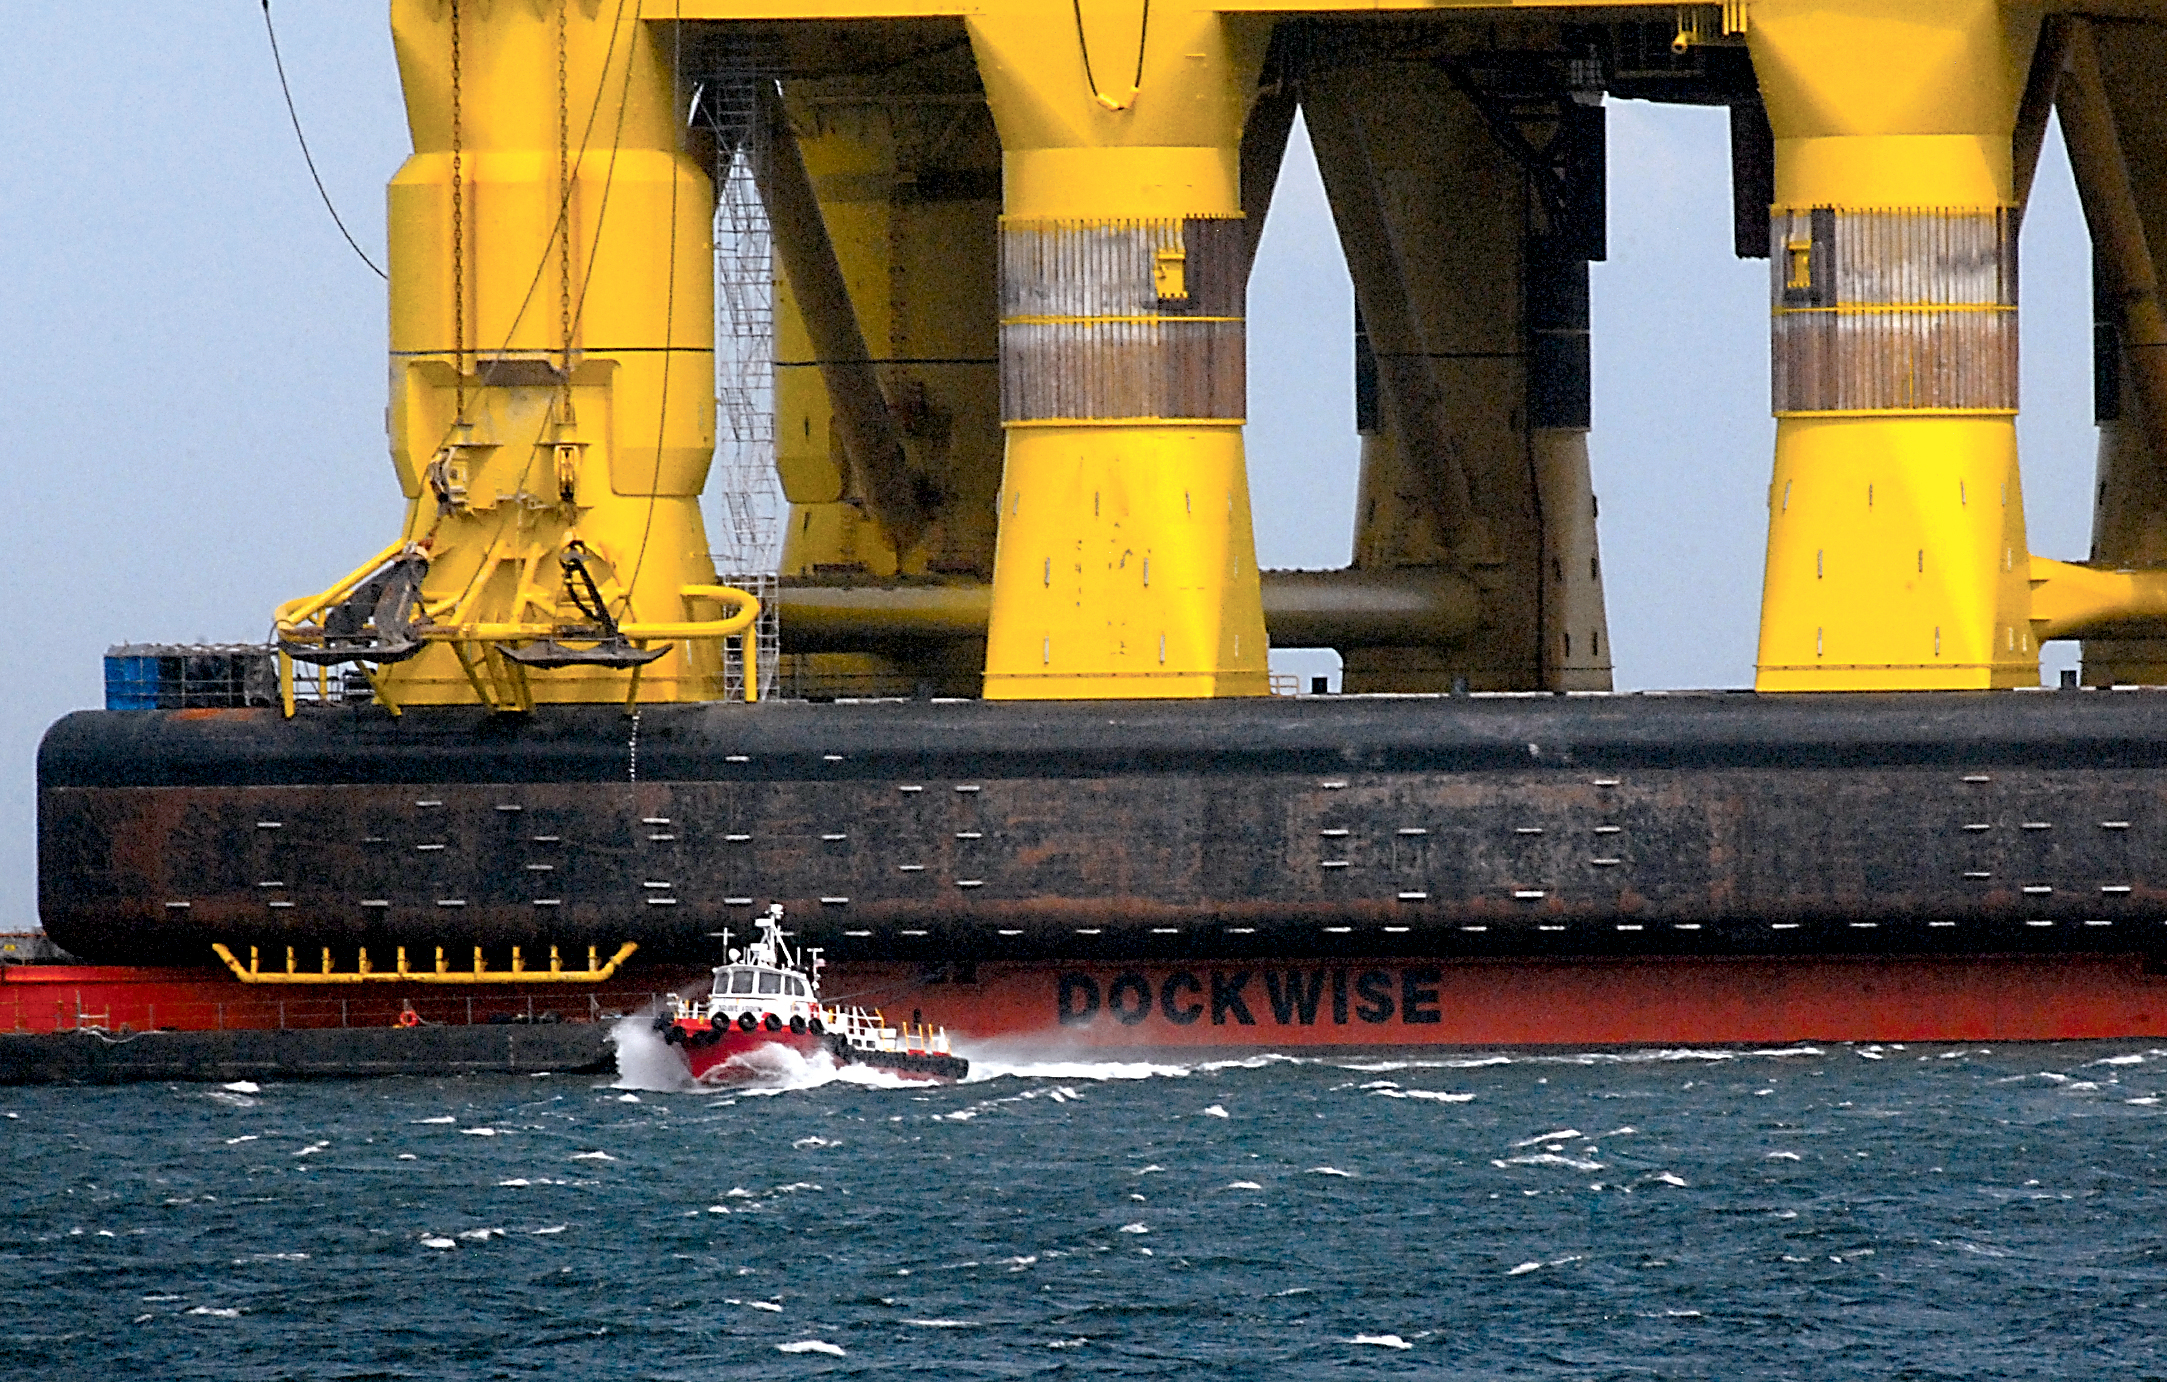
[558,0,573,389]
[450,0,466,423]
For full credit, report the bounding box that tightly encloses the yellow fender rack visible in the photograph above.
[212,941,638,985]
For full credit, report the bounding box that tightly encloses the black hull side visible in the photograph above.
[36,692,2167,966]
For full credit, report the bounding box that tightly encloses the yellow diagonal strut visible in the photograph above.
[212,942,638,985]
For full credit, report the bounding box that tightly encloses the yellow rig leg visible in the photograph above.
[968,4,1272,698]
[1749,0,2041,691]
[375,1,721,706]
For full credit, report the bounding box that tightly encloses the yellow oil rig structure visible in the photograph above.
[37,0,2167,1057]
[263,0,2167,705]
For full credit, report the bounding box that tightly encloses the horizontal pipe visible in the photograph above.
[775,569,1483,654]
[2030,556,2167,640]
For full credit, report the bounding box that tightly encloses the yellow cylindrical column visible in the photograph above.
[968,4,1271,698]
[373,1,718,704]
[1750,0,2041,691]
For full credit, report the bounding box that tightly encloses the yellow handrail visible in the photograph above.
[275,576,762,705]
[213,941,639,985]
[272,538,412,631]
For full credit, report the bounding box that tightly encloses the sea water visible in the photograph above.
[5,1031,2167,1378]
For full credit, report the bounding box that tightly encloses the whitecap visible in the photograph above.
[498,1179,530,1188]
[1048,1339,1089,1349]
[221,1081,261,1095]
[1274,1287,1313,1296]
[223,1135,257,1145]
[1201,1105,1230,1118]
[532,1225,567,1235]
[1308,1165,1356,1177]
[570,1151,615,1161]
[904,1319,974,1327]
[747,1301,784,1312]
[420,1237,456,1250]
[187,1306,243,1318]
[618,1094,642,1103]
[457,1228,503,1241]
[1750,1046,1824,1057]
[1135,1165,1165,1175]
[2095,1054,2147,1066]
[1652,1172,1688,1186]
[1507,1262,1542,1276]
[1348,1334,1412,1349]
[1372,1089,1475,1102]
[461,1127,501,1136]
[397,1154,418,1161]
[1118,1222,1150,1234]
[793,1136,834,1149]
[413,1116,455,1125]
[2128,1097,2160,1106]
[1764,1151,1802,1161]
[777,1340,845,1356]
[1226,1181,1263,1190]
[1193,1053,1309,1073]
[1496,1153,1603,1172]
[959,1056,1189,1083]
[1512,1129,1581,1147]
[293,1142,328,1157]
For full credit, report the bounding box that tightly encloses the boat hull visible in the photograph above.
[5,953,2167,1076]
[37,692,2167,967]
[663,1020,966,1082]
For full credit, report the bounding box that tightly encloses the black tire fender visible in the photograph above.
[763,1013,783,1033]
[737,1012,758,1033]
[807,1018,824,1036]
[790,1015,807,1035]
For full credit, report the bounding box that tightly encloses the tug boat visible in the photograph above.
[655,906,967,1084]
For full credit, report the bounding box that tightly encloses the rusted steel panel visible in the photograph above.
[37,694,2167,966]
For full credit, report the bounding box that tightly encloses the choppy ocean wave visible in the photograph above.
[9,1039,2167,1377]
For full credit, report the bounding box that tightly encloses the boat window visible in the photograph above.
[787,977,805,997]
[757,971,782,995]
[728,970,755,995]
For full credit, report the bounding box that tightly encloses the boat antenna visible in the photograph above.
[258,0,387,280]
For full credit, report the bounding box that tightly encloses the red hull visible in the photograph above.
[825,953,2167,1047]
[673,1026,829,1081]
[0,964,702,1035]
[11,953,2167,1047]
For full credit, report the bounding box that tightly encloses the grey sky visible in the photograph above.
[0,9,2099,929]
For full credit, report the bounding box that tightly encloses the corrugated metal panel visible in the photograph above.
[999,216,1245,421]
[1771,207,2017,414]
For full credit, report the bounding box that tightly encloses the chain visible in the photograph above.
[450,0,466,422]
[558,0,572,390]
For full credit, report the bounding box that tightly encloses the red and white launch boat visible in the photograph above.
[656,906,967,1084]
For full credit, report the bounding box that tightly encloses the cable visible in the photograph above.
[259,0,386,280]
